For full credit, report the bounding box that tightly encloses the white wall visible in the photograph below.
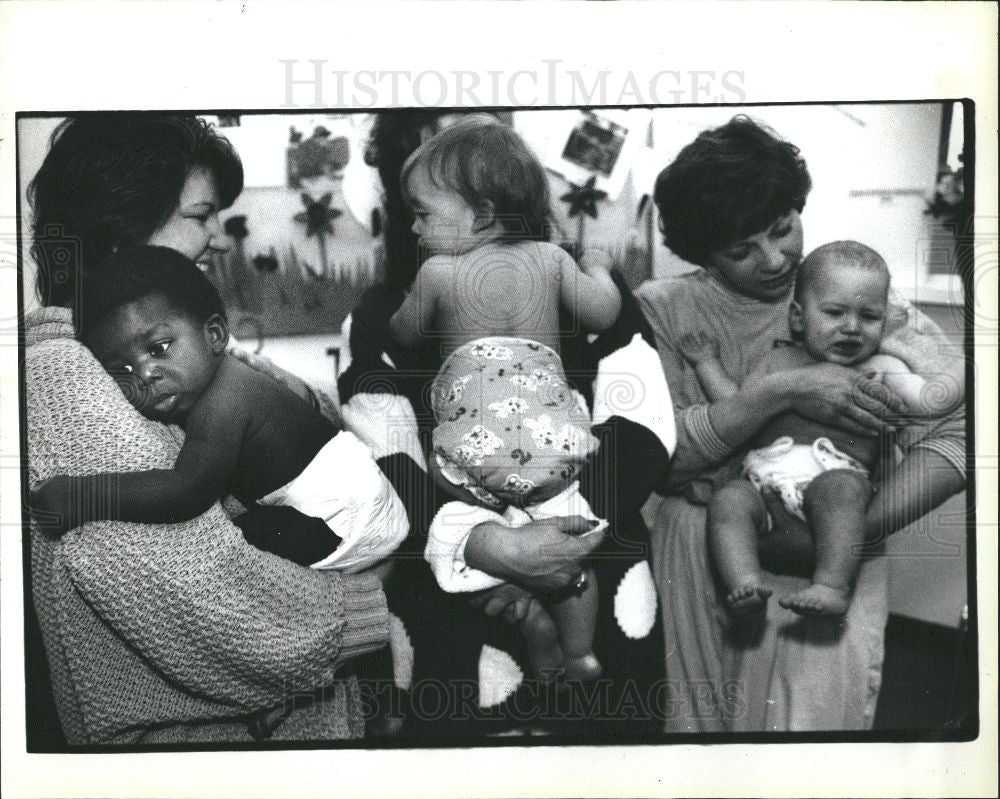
[19,105,958,313]
[645,103,953,303]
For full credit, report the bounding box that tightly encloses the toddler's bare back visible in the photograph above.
[429,241,567,355]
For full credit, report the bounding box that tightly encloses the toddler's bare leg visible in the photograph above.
[519,598,565,680]
[780,469,871,617]
[546,567,602,682]
[708,480,773,618]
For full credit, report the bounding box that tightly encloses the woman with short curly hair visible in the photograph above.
[637,116,965,732]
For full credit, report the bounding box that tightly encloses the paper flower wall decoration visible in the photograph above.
[294,192,342,277]
[559,176,607,253]
[560,176,607,219]
[252,253,279,273]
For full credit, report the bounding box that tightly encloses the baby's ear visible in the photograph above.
[788,300,805,335]
[205,314,230,355]
[473,199,497,233]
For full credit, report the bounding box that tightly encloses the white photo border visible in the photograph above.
[1,2,996,798]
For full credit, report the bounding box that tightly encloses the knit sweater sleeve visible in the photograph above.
[26,332,388,710]
[635,279,738,490]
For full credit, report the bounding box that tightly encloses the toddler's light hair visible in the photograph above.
[400,117,551,242]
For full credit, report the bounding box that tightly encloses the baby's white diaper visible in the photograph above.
[741,436,868,521]
[258,430,408,573]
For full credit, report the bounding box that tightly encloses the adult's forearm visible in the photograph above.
[464,520,516,578]
[464,516,602,593]
[695,361,740,402]
[668,375,790,488]
[706,372,795,449]
[863,448,965,548]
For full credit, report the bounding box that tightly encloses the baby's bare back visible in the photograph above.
[212,357,338,503]
[431,241,565,354]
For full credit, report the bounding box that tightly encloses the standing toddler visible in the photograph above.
[390,118,621,681]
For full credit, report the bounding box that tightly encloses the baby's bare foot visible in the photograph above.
[725,580,772,617]
[563,653,603,682]
[780,583,850,617]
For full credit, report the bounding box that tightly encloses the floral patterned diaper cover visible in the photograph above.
[431,337,598,507]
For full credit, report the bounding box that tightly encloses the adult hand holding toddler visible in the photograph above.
[464,515,605,594]
[779,362,909,436]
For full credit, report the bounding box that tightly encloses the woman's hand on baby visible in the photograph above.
[783,363,907,437]
[30,475,77,537]
[464,515,605,594]
[678,332,720,364]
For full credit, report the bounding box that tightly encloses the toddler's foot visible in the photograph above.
[725,579,772,617]
[780,583,850,617]
[563,653,603,682]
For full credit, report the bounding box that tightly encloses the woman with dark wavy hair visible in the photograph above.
[25,114,389,745]
[30,115,243,307]
[636,116,965,732]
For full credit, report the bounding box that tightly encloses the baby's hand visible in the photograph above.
[30,475,78,536]
[678,332,720,364]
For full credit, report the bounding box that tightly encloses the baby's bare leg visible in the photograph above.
[546,568,602,682]
[781,469,872,617]
[520,598,565,680]
[708,480,773,618]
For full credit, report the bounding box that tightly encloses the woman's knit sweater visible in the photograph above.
[25,307,388,745]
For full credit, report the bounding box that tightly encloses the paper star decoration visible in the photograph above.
[294,192,342,278]
[560,176,607,220]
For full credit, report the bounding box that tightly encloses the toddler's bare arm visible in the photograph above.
[678,332,739,401]
[559,247,622,333]
[877,311,964,415]
[389,258,444,348]
[32,370,248,531]
[864,352,949,418]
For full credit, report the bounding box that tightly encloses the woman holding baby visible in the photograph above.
[344,111,674,739]
[636,116,966,731]
[355,111,964,735]
[24,110,965,744]
[24,115,395,744]
[24,112,616,745]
